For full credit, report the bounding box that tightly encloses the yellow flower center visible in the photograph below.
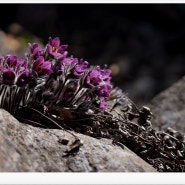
[52,47,58,53]
[60,61,65,65]
[35,66,43,74]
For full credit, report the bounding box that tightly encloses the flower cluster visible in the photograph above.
[0,36,112,114]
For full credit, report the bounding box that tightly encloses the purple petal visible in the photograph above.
[47,37,68,58]
[49,37,60,47]
[33,56,52,76]
[29,43,43,59]
[16,70,31,86]
[2,69,16,85]
[99,99,107,109]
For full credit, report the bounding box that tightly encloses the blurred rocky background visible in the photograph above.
[0,4,185,106]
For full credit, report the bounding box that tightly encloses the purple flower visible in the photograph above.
[47,37,68,58]
[85,66,112,109]
[5,54,23,69]
[86,67,112,89]
[96,69,112,100]
[33,56,52,77]
[85,68,102,88]
[100,69,112,82]
[99,98,107,109]
[2,69,16,85]
[72,59,89,78]
[29,43,43,59]
[96,84,112,98]
[0,36,113,111]
[62,57,78,66]
[16,70,31,86]
[56,57,78,75]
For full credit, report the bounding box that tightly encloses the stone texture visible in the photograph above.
[0,109,156,172]
[148,75,185,132]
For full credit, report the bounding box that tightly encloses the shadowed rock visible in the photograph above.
[148,75,185,132]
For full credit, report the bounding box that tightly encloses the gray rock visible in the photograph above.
[0,109,156,172]
[148,75,185,132]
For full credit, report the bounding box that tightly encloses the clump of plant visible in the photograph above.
[0,36,185,172]
[0,37,112,114]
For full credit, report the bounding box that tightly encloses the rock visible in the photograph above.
[148,75,185,132]
[0,30,17,55]
[0,29,43,58]
[0,109,156,172]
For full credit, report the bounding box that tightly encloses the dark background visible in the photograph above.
[1,4,185,106]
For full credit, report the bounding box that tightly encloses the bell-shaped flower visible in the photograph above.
[16,70,31,86]
[5,54,23,69]
[72,59,89,78]
[29,43,43,59]
[85,68,102,88]
[96,83,112,98]
[56,57,78,75]
[100,68,112,82]
[33,56,52,77]
[2,68,16,85]
[47,37,68,58]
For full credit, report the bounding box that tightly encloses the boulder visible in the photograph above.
[0,109,156,172]
[148,75,185,132]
